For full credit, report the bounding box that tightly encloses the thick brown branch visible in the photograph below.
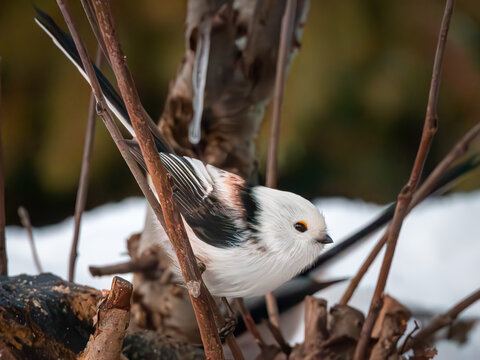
[18,206,43,273]
[89,1,228,358]
[0,55,6,276]
[401,288,480,353]
[78,276,132,360]
[353,1,456,359]
[69,47,103,282]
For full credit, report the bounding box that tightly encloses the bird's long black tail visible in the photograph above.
[34,7,169,154]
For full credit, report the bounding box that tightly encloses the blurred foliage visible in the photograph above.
[0,0,479,225]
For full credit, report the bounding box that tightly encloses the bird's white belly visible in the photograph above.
[139,208,319,298]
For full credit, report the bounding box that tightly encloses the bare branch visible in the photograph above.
[264,0,297,342]
[88,0,229,357]
[78,276,132,360]
[265,0,297,189]
[353,1,456,358]
[79,0,110,66]
[235,298,267,348]
[402,288,480,353]
[17,207,43,273]
[69,46,103,282]
[0,55,6,276]
[89,254,158,277]
[340,121,480,306]
[53,0,166,232]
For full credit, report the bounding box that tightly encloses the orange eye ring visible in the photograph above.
[294,221,308,233]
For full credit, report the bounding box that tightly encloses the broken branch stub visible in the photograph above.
[77,276,132,360]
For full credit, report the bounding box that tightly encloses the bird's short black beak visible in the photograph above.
[317,234,333,244]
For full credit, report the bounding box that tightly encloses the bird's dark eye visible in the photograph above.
[294,221,308,233]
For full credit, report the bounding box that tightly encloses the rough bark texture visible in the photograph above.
[0,273,100,360]
[77,276,132,360]
[0,273,207,360]
[369,295,411,360]
[159,0,309,178]
[132,0,311,343]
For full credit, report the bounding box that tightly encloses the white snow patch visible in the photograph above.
[6,192,480,358]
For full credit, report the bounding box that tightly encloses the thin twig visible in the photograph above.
[353,2,455,359]
[399,320,420,354]
[79,0,172,153]
[79,0,110,66]
[54,0,166,232]
[89,255,158,277]
[266,320,292,355]
[88,1,229,358]
[69,46,103,282]
[401,288,480,353]
[264,0,297,344]
[0,55,6,276]
[265,0,296,189]
[340,121,480,306]
[235,298,267,348]
[17,207,43,273]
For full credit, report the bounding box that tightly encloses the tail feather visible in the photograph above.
[34,8,169,155]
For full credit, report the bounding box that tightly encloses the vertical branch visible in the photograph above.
[0,55,6,276]
[340,122,480,306]
[353,1,456,359]
[79,0,110,66]
[69,46,103,282]
[78,276,132,360]
[264,0,297,337]
[18,207,43,273]
[88,0,228,358]
[265,0,297,189]
[53,0,166,231]
[235,298,267,348]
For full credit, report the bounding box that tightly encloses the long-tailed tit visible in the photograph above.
[35,10,333,298]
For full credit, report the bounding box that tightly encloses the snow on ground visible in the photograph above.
[7,192,480,358]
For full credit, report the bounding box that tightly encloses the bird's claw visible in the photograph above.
[218,316,237,341]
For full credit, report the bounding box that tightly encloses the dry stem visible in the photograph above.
[401,288,480,353]
[89,0,228,357]
[78,276,132,360]
[18,207,43,273]
[0,55,6,276]
[235,298,267,348]
[340,121,480,306]
[89,254,158,277]
[353,1,456,358]
[69,46,103,282]
[54,0,166,232]
[264,0,297,345]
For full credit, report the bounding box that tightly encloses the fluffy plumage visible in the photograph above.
[35,10,333,298]
[143,153,331,297]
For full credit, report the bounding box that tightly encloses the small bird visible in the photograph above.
[35,10,333,298]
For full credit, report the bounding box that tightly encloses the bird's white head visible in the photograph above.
[251,186,332,275]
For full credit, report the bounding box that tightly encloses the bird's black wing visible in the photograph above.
[160,153,256,248]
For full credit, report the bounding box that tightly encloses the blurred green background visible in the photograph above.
[0,0,479,226]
